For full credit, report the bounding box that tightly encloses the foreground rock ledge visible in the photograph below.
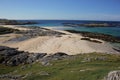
[0,46,69,66]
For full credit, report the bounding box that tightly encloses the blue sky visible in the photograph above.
[0,0,120,21]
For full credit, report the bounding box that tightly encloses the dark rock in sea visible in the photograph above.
[105,70,120,80]
[66,30,120,43]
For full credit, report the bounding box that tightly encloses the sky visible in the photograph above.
[0,0,120,21]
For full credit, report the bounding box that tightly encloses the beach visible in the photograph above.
[0,25,119,55]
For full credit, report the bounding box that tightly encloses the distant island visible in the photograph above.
[0,19,38,25]
[63,22,120,27]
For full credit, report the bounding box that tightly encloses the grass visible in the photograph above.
[0,53,120,80]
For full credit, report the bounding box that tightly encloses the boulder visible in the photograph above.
[105,70,120,80]
[0,46,18,56]
[26,53,47,64]
[6,53,28,66]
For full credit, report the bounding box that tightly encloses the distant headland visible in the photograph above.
[0,19,38,25]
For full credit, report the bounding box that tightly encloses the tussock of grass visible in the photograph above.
[0,53,120,80]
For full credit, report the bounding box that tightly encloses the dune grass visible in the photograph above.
[0,53,120,80]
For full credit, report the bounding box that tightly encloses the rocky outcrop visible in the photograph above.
[81,38,102,43]
[66,30,120,43]
[0,26,19,35]
[40,52,69,66]
[0,46,47,66]
[26,53,47,64]
[0,46,69,66]
[8,27,65,42]
[63,22,120,27]
[105,70,120,80]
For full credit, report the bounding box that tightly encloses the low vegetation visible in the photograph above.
[0,53,120,80]
[0,26,19,34]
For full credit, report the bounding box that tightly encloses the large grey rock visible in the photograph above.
[7,53,28,66]
[0,46,19,56]
[26,53,47,64]
[40,52,68,66]
[105,70,120,80]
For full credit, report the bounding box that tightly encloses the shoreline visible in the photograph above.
[0,25,119,55]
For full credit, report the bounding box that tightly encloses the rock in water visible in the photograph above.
[105,70,120,80]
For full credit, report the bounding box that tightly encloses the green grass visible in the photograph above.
[0,53,120,80]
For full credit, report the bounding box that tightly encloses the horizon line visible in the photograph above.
[1,18,120,22]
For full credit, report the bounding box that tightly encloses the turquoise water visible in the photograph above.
[53,26,120,37]
[19,20,120,37]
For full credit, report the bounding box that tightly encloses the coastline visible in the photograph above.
[0,25,119,55]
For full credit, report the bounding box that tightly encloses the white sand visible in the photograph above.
[0,25,119,55]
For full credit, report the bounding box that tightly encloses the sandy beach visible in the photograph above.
[0,25,119,55]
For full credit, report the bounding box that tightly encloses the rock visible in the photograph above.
[41,61,51,66]
[105,70,120,80]
[26,53,47,64]
[0,46,47,66]
[41,52,68,62]
[6,53,28,66]
[22,72,32,79]
[40,52,68,66]
[0,46,19,56]
[0,74,23,80]
[66,30,120,43]
[0,46,70,66]
[53,52,68,57]
[21,65,27,70]
[81,38,102,43]
[0,46,10,51]
[81,37,91,41]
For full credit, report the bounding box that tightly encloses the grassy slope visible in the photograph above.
[0,53,120,80]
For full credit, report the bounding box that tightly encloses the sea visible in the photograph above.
[18,20,120,49]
